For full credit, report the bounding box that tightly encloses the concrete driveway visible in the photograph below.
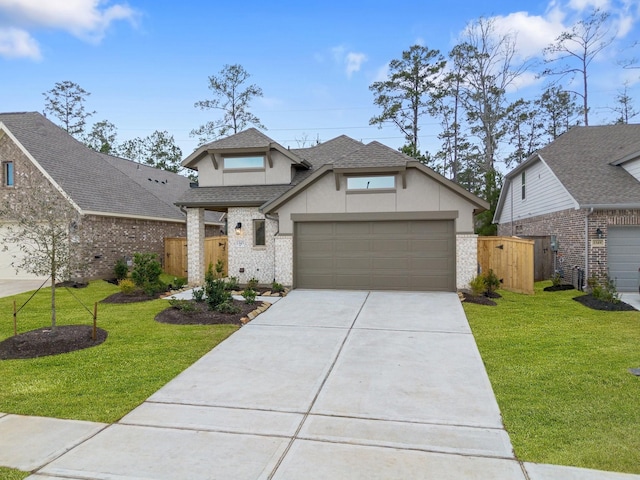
[11,289,638,479]
[0,279,47,299]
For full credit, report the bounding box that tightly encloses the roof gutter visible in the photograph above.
[580,203,640,209]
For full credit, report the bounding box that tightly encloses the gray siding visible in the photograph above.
[621,158,640,182]
[497,159,576,224]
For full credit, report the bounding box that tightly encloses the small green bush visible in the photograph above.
[216,301,240,314]
[551,271,562,287]
[131,253,164,295]
[242,288,257,304]
[589,274,620,304]
[225,276,239,291]
[271,281,284,293]
[118,278,136,295]
[114,258,129,281]
[192,287,205,302]
[484,269,500,294]
[172,277,187,290]
[247,277,259,290]
[168,298,196,312]
[204,264,231,309]
[469,275,486,296]
[215,259,225,277]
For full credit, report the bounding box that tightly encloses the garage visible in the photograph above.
[294,219,455,291]
[0,225,43,280]
[607,226,640,292]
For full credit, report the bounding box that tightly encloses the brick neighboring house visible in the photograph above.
[178,128,488,291]
[0,112,222,280]
[494,124,640,292]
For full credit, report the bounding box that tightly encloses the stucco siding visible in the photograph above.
[275,168,478,234]
[497,159,575,224]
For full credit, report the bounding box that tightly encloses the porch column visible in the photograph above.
[187,207,205,286]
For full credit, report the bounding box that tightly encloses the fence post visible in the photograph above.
[13,300,17,336]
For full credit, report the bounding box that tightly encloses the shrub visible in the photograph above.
[271,281,284,293]
[469,275,486,297]
[551,271,562,287]
[118,278,136,295]
[247,277,259,290]
[168,298,196,312]
[172,277,187,290]
[216,301,240,314]
[204,264,231,309]
[114,258,129,281]
[192,287,205,302]
[225,276,239,291]
[242,288,257,304]
[215,259,225,277]
[131,253,162,286]
[589,274,620,304]
[484,269,500,294]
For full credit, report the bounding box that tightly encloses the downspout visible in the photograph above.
[265,212,279,283]
[585,207,594,287]
[510,180,514,236]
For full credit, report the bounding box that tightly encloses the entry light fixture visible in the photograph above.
[235,222,243,235]
[596,228,603,239]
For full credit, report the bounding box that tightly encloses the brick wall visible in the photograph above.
[498,208,640,284]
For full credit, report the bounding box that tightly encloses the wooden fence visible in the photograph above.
[164,236,228,278]
[477,236,535,294]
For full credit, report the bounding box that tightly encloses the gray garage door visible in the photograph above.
[294,220,455,291]
[607,227,640,292]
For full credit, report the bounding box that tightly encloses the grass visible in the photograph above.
[464,282,640,474]
[0,467,29,480]
[0,280,237,423]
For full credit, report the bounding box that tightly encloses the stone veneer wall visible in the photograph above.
[456,234,478,290]
[227,207,278,285]
[274,234,293,286]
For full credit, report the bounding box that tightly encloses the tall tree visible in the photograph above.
[535,86,580,140]
[191,64,265,145]
[43,81,95,139]
[541,9,613,126]
[503,99,543,167]
[117,130,183,173]
[85,119,118,154]
[0,162,85,329]
[369,45,446,158]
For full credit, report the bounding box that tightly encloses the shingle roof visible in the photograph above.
[333,141,409,168]
[0,111,220,223]
[198,128,274,149]
[533,125,640,206]
[176,184,294,208]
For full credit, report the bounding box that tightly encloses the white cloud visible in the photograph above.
[0,27,39,59]
[372,63,389,82]
[568,0,611,11]
[490,11,566,59]
[345,52,367,77]
[0,0,138,59]
[330,45,367,77]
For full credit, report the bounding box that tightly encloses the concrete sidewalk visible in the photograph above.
[0,290,637,479]
[0,279,48,299]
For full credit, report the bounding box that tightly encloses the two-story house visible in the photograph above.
[494,125,640,292]
[177,129,488,292]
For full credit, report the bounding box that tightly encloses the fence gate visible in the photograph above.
[477,236,535,294]
[164,236,228,278]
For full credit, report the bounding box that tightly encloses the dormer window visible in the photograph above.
[223,156,265,170]
[2,161,14,187]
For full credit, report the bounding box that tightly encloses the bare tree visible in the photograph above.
[43,81,95,139]
[191,64,265,145]
[542,9,614,126]
[370,45,446,158]
[0,163,84,329]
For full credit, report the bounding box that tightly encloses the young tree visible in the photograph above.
[117,130,183,173]
[369,45,446,159]
[611,82,638,124]
[191,64,265,145]
[85,119,118,154]
[0,164,84,329]
[43,81,95,139]
[541,9,614,126]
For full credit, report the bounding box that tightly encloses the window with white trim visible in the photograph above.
[223,156,264,170]
[347,175,395,190]
[2,161,14,187]
[253,219,266,247]
[521,171,526,200]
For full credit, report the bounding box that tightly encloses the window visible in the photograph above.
[223,156,264,170]
[3,161,13,187]
[521,171,526,200]
[347,175,395,190]
[253,219,266,247]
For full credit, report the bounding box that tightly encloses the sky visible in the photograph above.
[1,0,639,161]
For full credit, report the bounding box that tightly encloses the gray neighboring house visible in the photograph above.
[494,124,640,291]
[178,128,488,291]
[0,111,222,280]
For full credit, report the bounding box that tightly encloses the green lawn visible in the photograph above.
[0,281,237,423]
[0,467,29,480]
[465,282,640,474]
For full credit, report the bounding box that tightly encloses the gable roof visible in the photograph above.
[499,125,640,212]
[182,127,311,169]
[0,111,219,223]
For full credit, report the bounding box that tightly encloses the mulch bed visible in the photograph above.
[155,299,259,325]
[461,293,497,306]
[100,291,165,304]
[573,294,637,311]
[544,284,575,292]
[0,325,107,360]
